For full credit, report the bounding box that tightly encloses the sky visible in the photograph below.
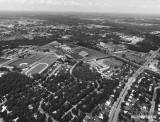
[0,0,160,14]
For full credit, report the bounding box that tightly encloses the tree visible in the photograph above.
[122,54,126,58]
[0,51,2,56]
[48,117,53,122]
[12,66,22,72]
[32,73,41,80]
[102,113,109,122]
[0,67,10,72]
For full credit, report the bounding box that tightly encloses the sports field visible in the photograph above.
[25,54,58,76]
[0,58,10,65]
[9,54,44,67]
[97,57,124,67]
[71,46,109,60]
[26,63,48,75]
[39,55,58,65]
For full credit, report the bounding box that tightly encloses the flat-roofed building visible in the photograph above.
[79,51,89,57]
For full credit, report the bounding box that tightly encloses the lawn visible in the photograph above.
[0,58,10,65]
[102,58,124,67]
[9,54,44,67]
[69,53,83,59]
[26,63,48,75]
[116,52,145,64]
[39,55,58,65]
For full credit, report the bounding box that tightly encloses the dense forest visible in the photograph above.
[0,35,59,50]
[0,72,31,96]
[128,34,160,52]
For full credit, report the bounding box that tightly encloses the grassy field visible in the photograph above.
[102,58,124,67]
[39,55,58,65]
[0,58,10,65]
[9,54,44,67]
[26,63,48,75]
[69,53,83,59]
[116,52,146,64]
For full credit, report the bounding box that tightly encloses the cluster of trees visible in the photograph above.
[37,14,97,26]
[0,72,31,96]
[128,44,156,53]
[0,67,10,72]
[12,66,22,72]
[72,64,101,81]
[38,63,121,122]
[145,34,160,47]
[128,33,160,53]
[0,35,59,50]
[0,47,2,56]
[118,111,132,122]
[0,72,49,122]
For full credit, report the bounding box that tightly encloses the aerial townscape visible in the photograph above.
[1,5,160,122]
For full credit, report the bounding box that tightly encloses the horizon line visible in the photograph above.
[0,10,160,16]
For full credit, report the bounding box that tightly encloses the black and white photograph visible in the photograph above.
[0,0,160,122]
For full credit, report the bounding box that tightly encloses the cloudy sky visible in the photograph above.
[0,0,160,14]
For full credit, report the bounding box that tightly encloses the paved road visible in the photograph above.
[109,48,159,122]
[38,99,57,122]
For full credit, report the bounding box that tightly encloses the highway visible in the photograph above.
[109,48,159,122]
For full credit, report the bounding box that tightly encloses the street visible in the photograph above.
[109,48,159,122]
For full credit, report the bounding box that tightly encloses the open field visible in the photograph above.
[9,54,44,67]
[103,58,124,67]
[69,53,83,59]
[26,63,48,75]
[116,51,146,64]
[97,57,124,67]
[39,41,60,50]
[39,55,58,65]
[71,46,109,60]
[0,58,10,65]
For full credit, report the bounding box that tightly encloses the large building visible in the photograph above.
[97,42,127,53]
[79,51,89,57]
